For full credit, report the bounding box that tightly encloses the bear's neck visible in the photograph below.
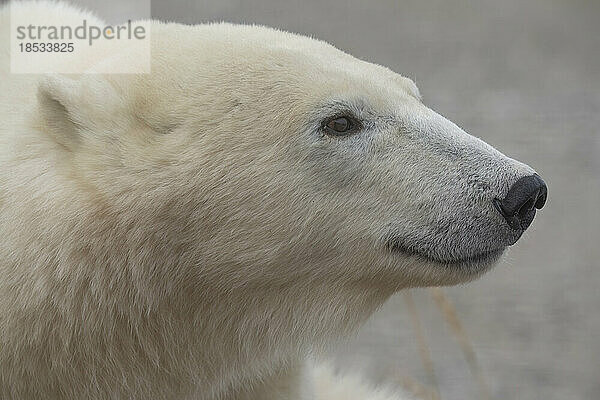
[8,225,396,399]
[159,279,396,398]
[3,172,399,399]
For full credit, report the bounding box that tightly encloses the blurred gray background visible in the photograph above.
[26,0,600,398]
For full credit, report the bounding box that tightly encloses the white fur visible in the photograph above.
[0,2,537,399]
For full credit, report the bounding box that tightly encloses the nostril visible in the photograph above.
[519,196,536,217]
[535,180,548,209]
[495,174,547,231]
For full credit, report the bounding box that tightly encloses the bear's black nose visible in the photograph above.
[494,174,547,231]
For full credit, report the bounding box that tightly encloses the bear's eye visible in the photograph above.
[323,116,359,136]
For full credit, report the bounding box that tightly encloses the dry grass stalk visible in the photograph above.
[403,291,441,400]
[396,374,440,400]
[430,287,491,400]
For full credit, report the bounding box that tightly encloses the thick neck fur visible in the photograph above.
[0,161,396,399]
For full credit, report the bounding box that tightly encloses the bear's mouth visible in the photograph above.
[387,240,505,266]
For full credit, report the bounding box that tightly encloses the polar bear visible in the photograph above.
[0,2,547,399]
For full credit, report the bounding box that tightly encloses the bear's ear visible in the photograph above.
[37,75,81,151]
[37,74,121,151]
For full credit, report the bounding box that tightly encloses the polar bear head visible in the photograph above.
[38,22,547,298]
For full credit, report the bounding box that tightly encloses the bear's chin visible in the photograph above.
[434,249,506,279]
[411,247,504,266]
[386,237,504,264]
[386,243,507,284]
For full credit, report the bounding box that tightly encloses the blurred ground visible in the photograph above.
[153,1,600,399]
[22,0,600,398]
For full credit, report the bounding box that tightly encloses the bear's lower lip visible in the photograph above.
[387,242,505,266]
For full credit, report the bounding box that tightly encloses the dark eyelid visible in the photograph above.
[311,98,369,137]
[322,114,362,136]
